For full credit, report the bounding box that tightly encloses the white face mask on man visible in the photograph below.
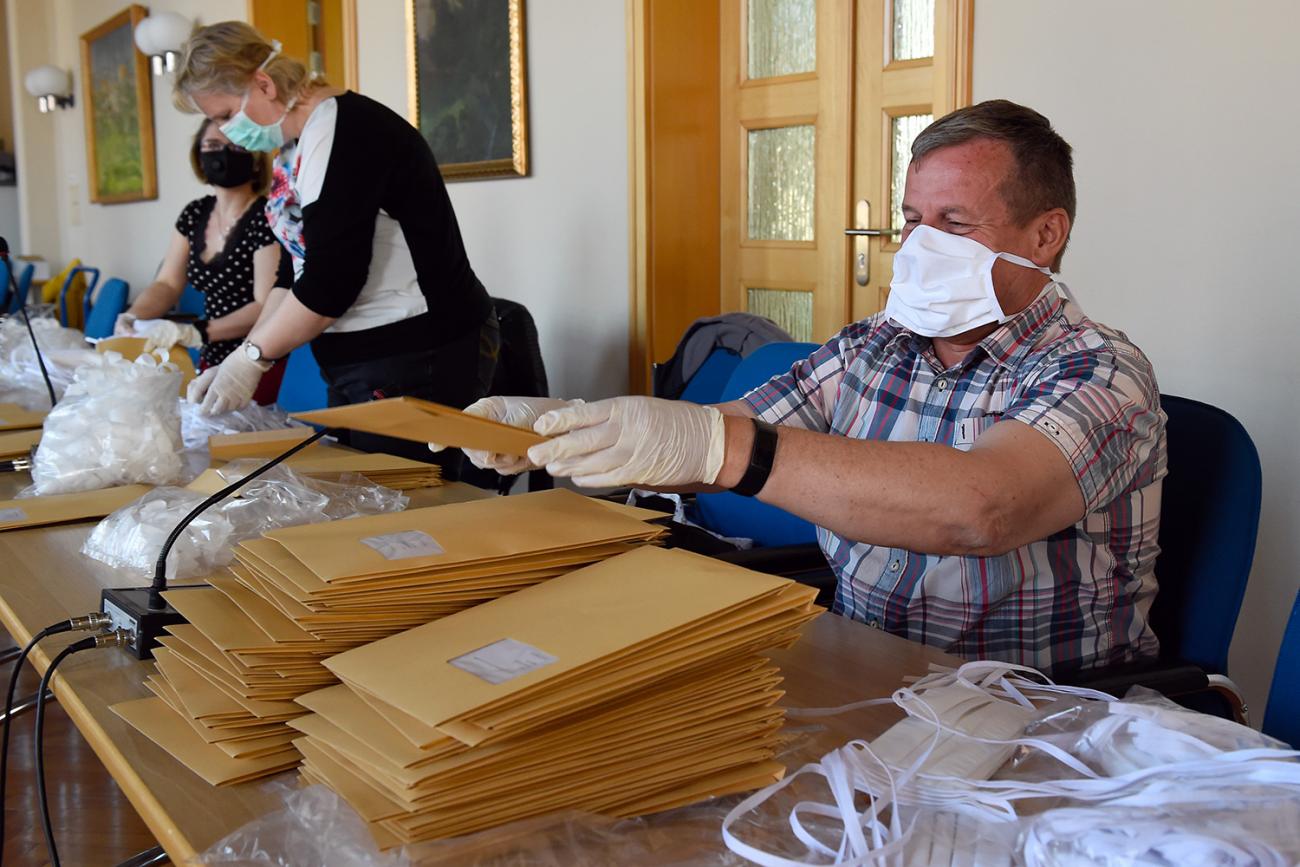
[885,224,1054,338]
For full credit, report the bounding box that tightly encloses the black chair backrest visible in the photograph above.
[1149,395,1262,673]
[490,298,549,400]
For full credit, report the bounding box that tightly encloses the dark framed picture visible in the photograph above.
[79,4,157,204]
[407,0,529,180]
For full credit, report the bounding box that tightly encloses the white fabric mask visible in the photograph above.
[886,225,1053,338]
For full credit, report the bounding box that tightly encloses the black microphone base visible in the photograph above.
[100,586,202,660]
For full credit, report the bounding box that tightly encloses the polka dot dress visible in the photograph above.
[176,195,278,367]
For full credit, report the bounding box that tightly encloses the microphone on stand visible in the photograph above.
[0,237,58,408]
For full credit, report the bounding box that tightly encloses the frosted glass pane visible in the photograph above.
[748,0,816,79]
[891,113,932,233]
[892,0,935,61]
[748,125,816,242]
[748,288,813,342]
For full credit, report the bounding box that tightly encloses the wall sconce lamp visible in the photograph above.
[24,66,74,113]
[134,11,193,75]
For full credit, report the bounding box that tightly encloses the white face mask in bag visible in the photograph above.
[886,225,1054,338]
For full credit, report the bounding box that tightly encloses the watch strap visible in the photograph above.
[731,419,779,498]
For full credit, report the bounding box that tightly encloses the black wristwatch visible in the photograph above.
[730,419,779,498]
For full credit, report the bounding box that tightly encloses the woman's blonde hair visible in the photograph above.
[173,21,320,113]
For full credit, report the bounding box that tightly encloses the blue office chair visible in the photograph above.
[57,265,100,327]
[678,348,743,405]
[0,260,33,313]
[83,277,129,339]
[1262,590,1300,747]
[176,283,206,318]
[276,345,328,412]
[1071,395,1261,721]
[692,342,820,547]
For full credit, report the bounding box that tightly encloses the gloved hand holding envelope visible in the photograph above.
[291,397,547,457]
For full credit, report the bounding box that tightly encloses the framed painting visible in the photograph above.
[80,5,157,204]
[407,0,529,180]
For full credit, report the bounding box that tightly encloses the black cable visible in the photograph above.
[0,614,109,862]
[146,426,333,610]
[34,636,98,867]
[0,249,57,409]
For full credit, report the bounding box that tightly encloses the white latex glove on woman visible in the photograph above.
[142,320,203,353]
[112,313,137,337]
[526,396,726,488]
[187,345,271,415]
[431,395,583,474]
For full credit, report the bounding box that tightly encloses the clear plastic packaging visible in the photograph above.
[82,462,407,580]
[29,351,183,494]
[179,401,304,450]
[0,313,96,408]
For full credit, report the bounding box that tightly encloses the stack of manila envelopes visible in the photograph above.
[294,545,822,845]
[0,485,151,532]
[208,428,326,461]
[188,452,441,495]
[111,490,666,786]
[291,397,546,457]
[0,428,41,460]
[0,403,46,431]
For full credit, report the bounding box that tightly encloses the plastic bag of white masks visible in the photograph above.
[29,351,183,495]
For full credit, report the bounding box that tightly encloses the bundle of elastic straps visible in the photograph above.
[722,661,1300,866]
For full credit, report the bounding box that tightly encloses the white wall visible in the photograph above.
[357,0,630,401]
[975,0,1300,720]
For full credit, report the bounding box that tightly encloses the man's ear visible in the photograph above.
[1033,208,1071,268]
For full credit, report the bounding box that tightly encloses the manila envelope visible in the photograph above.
[0,403,46,431]
[111,697,301,786]
[291,397,546,457]
[267,488,661,583]
[0,485,150,532]
[208,428,322,461]
[0,428,42,459]
[322,546,791,732]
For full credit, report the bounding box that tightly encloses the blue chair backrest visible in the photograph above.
[679,348,742,405]
[176,283,206,318]
[693,342,820,547]
[1262,590,1300,748]
[11,262,34,313]
[1149,395,1262,674]
[276,345,328,412]
[83,277,129,339]
[58,265,100,326]
[0,259,9,310]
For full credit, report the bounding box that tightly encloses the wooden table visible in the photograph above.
[0,473,957,863]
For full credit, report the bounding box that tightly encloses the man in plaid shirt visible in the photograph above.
[464,100,1166,676]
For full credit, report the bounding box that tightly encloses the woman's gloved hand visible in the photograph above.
[187,344,271,415]
[112,313,137,337]
[527,396,726,488]
[142,320,203,353]
[430,395,583,475]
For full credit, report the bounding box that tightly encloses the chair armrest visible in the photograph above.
[1061,661,1210,699]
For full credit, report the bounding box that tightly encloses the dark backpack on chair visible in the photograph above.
[461,298,554,495]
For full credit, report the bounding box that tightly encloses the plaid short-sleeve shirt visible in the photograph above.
[742,286,1166,674]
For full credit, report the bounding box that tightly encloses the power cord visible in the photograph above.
[0,613,112,859]
[34,629,129,867]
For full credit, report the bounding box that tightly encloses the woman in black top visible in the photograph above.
[175,22,498,479]
[116,117,289,404]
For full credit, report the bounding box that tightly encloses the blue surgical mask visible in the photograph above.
[219,41,295,153]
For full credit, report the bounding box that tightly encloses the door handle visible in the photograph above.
[847,200,901,286]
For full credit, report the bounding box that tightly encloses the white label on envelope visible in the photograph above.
[0,507,28,523]
[360,530,444,560]
[449,638,558,685]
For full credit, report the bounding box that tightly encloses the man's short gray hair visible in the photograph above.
[912,100,1075,268]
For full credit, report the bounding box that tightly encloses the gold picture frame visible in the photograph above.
[80,4,157,204]
[406,0,529,180]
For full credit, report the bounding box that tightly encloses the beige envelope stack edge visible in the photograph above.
[111,489,666,786]
[187,453,442,495]
[291,545,823,845]
[0,485,153,532]
[0,428,41,460]
[0,403,47,431]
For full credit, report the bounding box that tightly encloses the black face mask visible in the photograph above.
[199,147,255,188]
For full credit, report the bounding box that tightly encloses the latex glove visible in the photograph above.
[189,345,271,415]
[430,396,582,475]
[113,313,137,337]
[527,396,726,488]
[142,320,203,353]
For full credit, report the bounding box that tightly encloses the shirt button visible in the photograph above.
[936,379,948,391]
[889,560,901,572]
[868,619,881,629]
